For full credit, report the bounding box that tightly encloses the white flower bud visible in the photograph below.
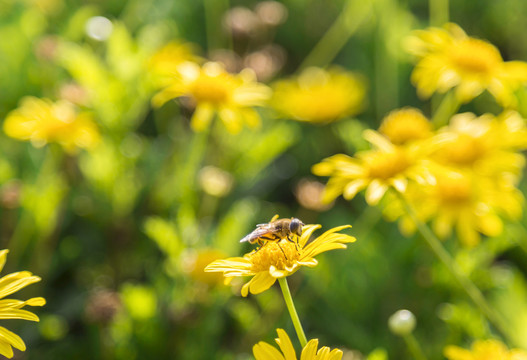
[388,309,416,336]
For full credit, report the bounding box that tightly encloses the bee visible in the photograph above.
[240,216,305,258]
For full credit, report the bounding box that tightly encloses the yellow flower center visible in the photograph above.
[249,240,300,272]
[436,173,472,204]
[366,150,410,180]
[443,134,487,166]
[190,74,232,104]
[449,39,502,75]
[379,108,432,145]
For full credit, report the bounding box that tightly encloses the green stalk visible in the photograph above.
[394,191,514,344]
[430,91,461,128]
[278,277,307,348]
[403,334,428,360]
[298,0,372,71]
[429,0,449,26]
[204,0,232,52]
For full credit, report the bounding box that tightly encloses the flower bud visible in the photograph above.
[388,309,416,336]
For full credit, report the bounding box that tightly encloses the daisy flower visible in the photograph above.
[152,61,271,134]
[4,97,100,153]
[389,167,523,247]
[205,223,355,297]
[405,23,527,106]
[0,249,46,359]
[432,112,526,178]
[378,107,432,146]
[444,339,527,360]
[270,66,366,123]
[253,328,343,360]
[148,41,201,87]
[312,129,433,205]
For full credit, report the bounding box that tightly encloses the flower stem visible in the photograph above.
[394,191,514,344]
[429,0,449,26]
[298,0,372,71]
[278,277,307,348]
[403,334,428,360]
[430,91,461,128]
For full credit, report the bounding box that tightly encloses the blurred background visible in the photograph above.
[1,0,527,359]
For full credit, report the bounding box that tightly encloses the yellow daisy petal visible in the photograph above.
[253,341,286,360]
[275,328,297,360]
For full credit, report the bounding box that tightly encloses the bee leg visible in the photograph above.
[286,235,300,253]
[253,240,265,254]
[277,242,288,260]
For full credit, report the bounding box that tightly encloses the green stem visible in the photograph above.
[429,0,449,26]
[9,147,60,264]
[204,0,231,52]
[430,91,461,128]
[403,334,428,360]
[298,0,372,70]
[395,191,514,344]
[278,277,307,348]
[374,0,399,119]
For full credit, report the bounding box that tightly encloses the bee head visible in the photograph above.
[289,218,304,237]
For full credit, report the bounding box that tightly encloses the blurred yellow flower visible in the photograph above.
[406,23,527,106]
[0,249,46,359]
[444,339,527,360]
[152,61,271,134]
[148,41,201,86]
[393,167,523,247]
[312,130,432,205]
[253,328,343,360]
[271,66,366,123]
[378,107,432,146]
[205,223,355,297]
[4,97,100,153]
[432,112,526,178]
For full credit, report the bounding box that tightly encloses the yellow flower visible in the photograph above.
[432,112,526,178]
[406,23,527,106]
[312,130,432,205]
[205,223,355,297]
[271,66,366,123]
[148,41,201,86]
[4,97,100,153]
[444,339,527,360]
[253,328,343,360]
[378,107,432,146]
[0,249,46,359]
[152,61,271,134]
[394,167,522,247]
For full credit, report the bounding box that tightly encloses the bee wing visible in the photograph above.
[239,226,273,243]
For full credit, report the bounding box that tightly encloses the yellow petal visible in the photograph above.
[0,326,25,351]
[190,103,215,132]
[365,180,388,205]
[327,349,344,360]
[443,345,473,360]
[275,329,297,360]
[0,251,8,274]
[301,339,319,360]
[253,342,286,360]
[0,339,14,359]
[218,107,243,134]
[0,275,41,300]
[0,309,40,322]
[249,272,278,295]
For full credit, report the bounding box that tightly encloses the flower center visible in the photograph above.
[249,240,300,272]
[436,173,472,204]
[366,150,410,180]
[449,39,502,75]
[443,134,487,166]
[379,108,431,145]
[190,74,231,104]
